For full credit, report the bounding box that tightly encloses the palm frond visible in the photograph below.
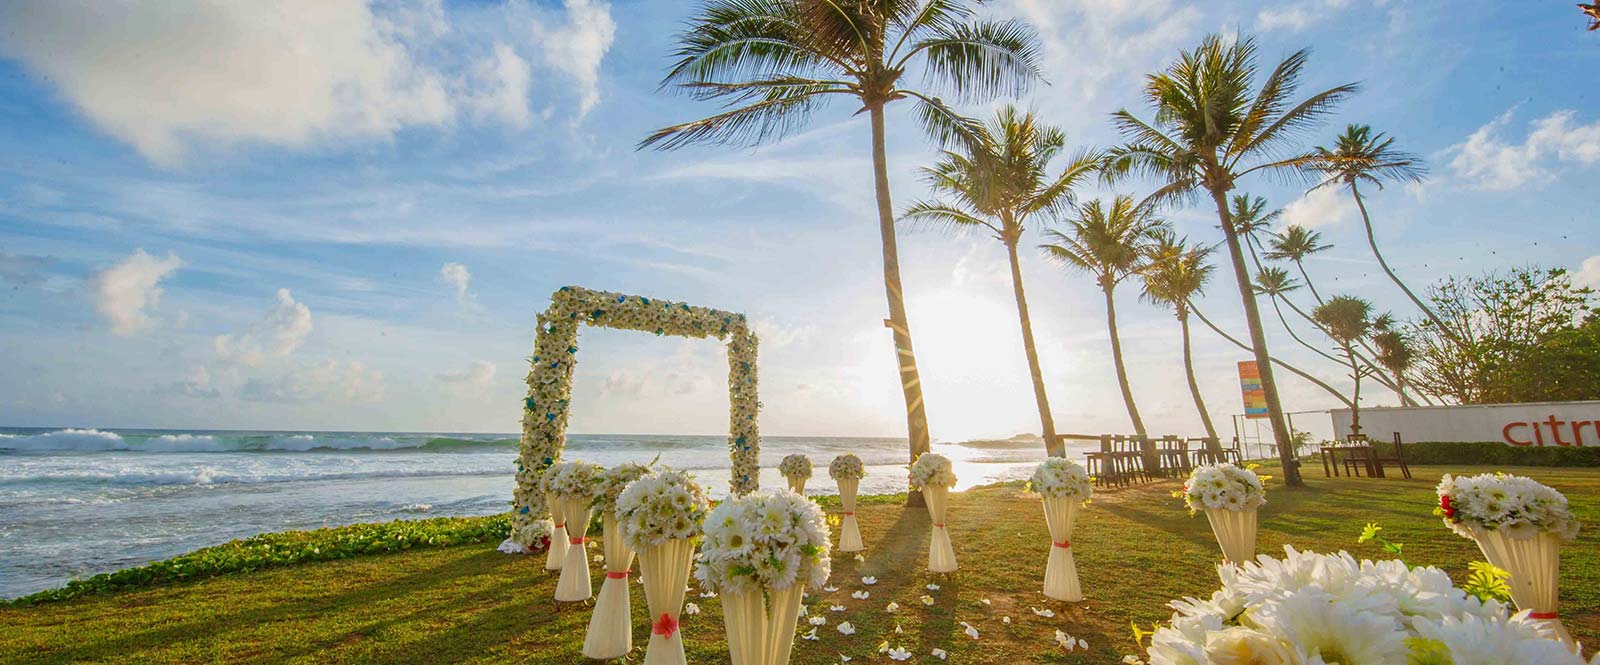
[639,86,839,150]
[907,19,1043,102]
[899,200,1000,236]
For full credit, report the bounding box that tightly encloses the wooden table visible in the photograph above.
[1320,445,1381,478]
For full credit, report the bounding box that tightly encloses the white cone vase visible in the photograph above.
[554,499,593,602]
[583,512,636,659]
[1041,496,1082,602]
[923,485,957,573]
[722,584,806,665]
[836,476,863,553]
[1471,527,1575,649]
[545,492,567,571]
[786,476,806,494]
[1204,506,1257,567]
[639,537,695,665]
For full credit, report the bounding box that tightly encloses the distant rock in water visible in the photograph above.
[959,434,1042,449]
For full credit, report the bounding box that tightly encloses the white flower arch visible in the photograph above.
[510,286,761,544]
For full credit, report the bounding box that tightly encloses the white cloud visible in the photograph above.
[1448,109,1600,191]
[437,360,497,387]
[751,319,812,349]
[1281,186,1356,230]
[215,289,314,366]
[0,1,466,165]
[529,0,615,118]
[86,249,182,335]
[470,43,534,128]
[1256,0,1350,32]
[1576,255,1600,291]
[239,360,386,404]
[439,262,473,302]
[157,366,222,399]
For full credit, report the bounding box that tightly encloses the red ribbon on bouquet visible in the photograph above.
[652,613,679,639]
[933,523,945,528]
[570,537,586,545]
[843,511,854,516]
[1053,540,1071,549]
[605,569,631,580]
[555,522,566,529]
[1528,612,1559,620]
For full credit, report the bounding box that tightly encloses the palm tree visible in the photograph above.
[1190,302,1353,410]
[1265,225,1332,304]
[1370,313,1416,405]
[1306,125,1442,338]
[1253,267,1344,364]
[1141,233,1222,449]
[1104,34,1358,486]
[641,0,1043,475]
[1041,196,1167,440]
[900,106,1098,458]
[1313,295,1374,436]
[1230,194,1281,268]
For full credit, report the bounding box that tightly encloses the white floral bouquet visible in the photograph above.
[908,452,956,489]
[1143,546,1587,665]
[1180,463,1265,513]
[517,519,554,553]
[616,469,712,551]
[778,453,812,480]
[695,491,832,594]
[1028,458,1093,502]
[828,453,864,481]
[1437,473,1581,541]
[591,462,654,512]
[544,460,604,499]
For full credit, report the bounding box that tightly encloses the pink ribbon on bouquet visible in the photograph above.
[652,613,679,639]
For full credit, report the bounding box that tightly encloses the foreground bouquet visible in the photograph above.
[583,463,654,660]
[498,518,553,555]
[1181,463,1265,566]
[778,454,812,493]
[909,453,957,573]
[545,461,603,601]
[1438,473,1583,648]
[1144,546,1590,665]
[829,454,865,553]
[1029,458,1092,601]
[617,469,711,665]
[696,491,832,665]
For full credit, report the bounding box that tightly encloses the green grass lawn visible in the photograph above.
[3,464,1597,664]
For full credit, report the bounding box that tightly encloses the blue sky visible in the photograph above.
[0,0,1596,440]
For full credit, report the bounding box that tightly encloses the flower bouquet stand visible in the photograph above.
[697,492,831,665]
[830,454,865,553]
[1029,459,1092,601]
[545,461,603,602]
[1180,464,1265,567]
[779,453,811,494]
[583,463,652,660]
[911,453,957,573]
[544,489,568,571]
[616,470,711,665]
[1439,473,1582,649]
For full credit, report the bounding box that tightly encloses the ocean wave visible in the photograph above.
[0,467,513,488]
[0,429,518,453]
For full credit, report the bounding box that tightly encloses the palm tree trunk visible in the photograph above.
[1102,284,1146,436]
[1347,346,1363,436]
[1292,260,1326,306]
[1005,237,1061,457]
[1352,183,1454,343]
[1209,187,1302,485]
[1179,310,1221,446]
[1191,303,1354,409]
[868,104,930,507]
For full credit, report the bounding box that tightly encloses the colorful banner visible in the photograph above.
[1238,361,1267,419]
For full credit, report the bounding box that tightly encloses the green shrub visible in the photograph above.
[6,513,511,606]
[1401,441,1600,467]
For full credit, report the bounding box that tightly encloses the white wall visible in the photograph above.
[1329,401,1600,447]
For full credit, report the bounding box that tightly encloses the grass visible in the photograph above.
[2,464,1597,664]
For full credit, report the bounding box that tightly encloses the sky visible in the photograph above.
[0,0,1596,441]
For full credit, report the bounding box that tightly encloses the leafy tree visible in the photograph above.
[1413,266,1599,404]
[1141,232,1223,448]
[1265,225,1331,304]
[642,0,1043,472]
[1104,34,1358,486]
[1370,314,1416,405]
[900,106,1099,457]
[1041,195,1167,439]
[1314,295,1374,435]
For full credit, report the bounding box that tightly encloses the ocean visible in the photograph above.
[0,427,1074,599]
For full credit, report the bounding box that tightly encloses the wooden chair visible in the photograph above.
[1224,437,1244,465]
[1342,433,1374,477]
[1157,435,1189,477]
[1188,437,1226,467]
[1372,432,1412,479]
[1112,435,1149,484]
[1083,435,1118,488]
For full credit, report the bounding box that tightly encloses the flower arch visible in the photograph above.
[509,286,761,545]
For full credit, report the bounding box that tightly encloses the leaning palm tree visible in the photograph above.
[1141,233,1222,448]
[642,0,1043,473]
[900,106,1099,457]
[1306,125,1443,338]
[1264,225,1332,304]
[1041,196,1167,439]
[1103,34,1358,486]
[1230,194,1281,267]
[1370,313,1416,405]
[1313,295,1374,436]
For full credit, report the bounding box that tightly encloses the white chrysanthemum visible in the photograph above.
[778,453,812,480]
[908,452,956,489]
[1028,458,1093,502]
[1412,611,1590,665]
[694,490,831,594]
[829,453,865,481]
[543,460,604,499]
[1437,473,1581,542]
[591,462,652,512]
[615,469,710,550]
[1181,463,1265,513]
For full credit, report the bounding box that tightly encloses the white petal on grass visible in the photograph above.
[961,621,980,639]
[920,595,934,606]
[808,616,826,626]
[932,647,949,660]
[683,602,700,615]
[836,622,856,635]
[861,576,877,585]
[851,590,870,600]
[1030,607,1055,618]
